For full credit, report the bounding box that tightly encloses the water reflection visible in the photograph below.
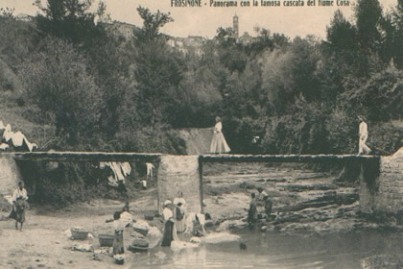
[129,229,403,269]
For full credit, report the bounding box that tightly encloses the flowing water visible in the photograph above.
[124,161,402,269]
[127,229,403,269]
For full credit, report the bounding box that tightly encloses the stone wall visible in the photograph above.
[157,155,202,214]
[375,150,403,214]
[0,154,21,196]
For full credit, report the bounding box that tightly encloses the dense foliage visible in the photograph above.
[0,0,402,155]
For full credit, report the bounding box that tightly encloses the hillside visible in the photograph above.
[0,55,49,148]
[176,128,213,155]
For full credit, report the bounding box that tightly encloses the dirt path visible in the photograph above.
[0,198,161,269]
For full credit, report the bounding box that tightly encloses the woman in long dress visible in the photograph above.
[161,200,176,247]
[210,116,231,154]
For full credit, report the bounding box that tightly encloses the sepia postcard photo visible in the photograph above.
[0,0,402,268]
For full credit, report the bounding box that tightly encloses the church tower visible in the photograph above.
[233,14,239,39]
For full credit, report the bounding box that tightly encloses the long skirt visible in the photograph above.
[9,199,26,223]
[161,220,174,247]
[210,132,231,154]
[113,230,124,255]
[176,219,185,233]
[247,204,257,224]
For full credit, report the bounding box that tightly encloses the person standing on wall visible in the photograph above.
[358,115,371,155]
[210,116,231,154]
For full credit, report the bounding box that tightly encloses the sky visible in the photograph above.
[0,0,398,39]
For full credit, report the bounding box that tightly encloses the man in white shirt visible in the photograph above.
[143,162,155,189]
[358,116,371,155]
[12,181,28,203]
[9,181,28,230]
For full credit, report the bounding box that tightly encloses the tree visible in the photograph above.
[136,6,173,41]
[355,0,383,51]
[34,0,105,49]
[327,10,358,53]
[381,0,403,68]
[127,7,184,125]
[20,38,101,146]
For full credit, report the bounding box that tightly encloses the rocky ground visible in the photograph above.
[202,162,403,235]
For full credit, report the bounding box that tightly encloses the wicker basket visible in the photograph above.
[128,238,149,252]
[98,234,114,247]
[133,225,148,236]
[71,228,89,240]
[144,213,154,221]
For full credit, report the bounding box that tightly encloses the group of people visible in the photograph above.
[161,191,208,247]
[211,115,374,155]
[247,187,273,228]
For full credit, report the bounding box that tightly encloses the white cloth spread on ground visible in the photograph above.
[3,124,12,142]
[0,122,37,152]
[210,121,231,154]
[11,131,25,147]
[0,143,9,150]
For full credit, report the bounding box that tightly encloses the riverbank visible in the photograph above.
[1,161,403,268]
[1,198,403,269]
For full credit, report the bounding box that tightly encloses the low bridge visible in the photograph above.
[1,151,402,215]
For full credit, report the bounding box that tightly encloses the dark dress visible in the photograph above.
[247,199,257,224]
[9,198,27,223]
[113,230,124,254]
[161,219,175,247]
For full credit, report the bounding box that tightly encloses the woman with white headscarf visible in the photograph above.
[161,200,177,247]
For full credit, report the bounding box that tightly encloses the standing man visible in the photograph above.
[9,181,29,230]
[143,162,155,190]
[358,115,371,155]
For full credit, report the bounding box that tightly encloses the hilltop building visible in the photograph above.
[233,14,239,39]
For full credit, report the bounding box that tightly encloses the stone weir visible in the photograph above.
[1,151,402,216]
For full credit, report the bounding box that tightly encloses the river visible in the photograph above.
[126,229,403,269]
[122,161,403,269]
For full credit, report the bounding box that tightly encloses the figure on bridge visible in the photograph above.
[358,116,371,155]
[210,116,231,154]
